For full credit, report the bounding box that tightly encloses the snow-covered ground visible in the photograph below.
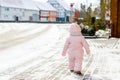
[95,29,111,38]
[0,23,120,80]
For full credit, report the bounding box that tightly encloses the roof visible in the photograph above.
[22,0,39,10]
[56,0,70,11]
[0,0,39,10]
[34,2,57,11]
[0,0,24,9]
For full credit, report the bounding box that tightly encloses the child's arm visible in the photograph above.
[62,38,70,56]
[81,37,90,55]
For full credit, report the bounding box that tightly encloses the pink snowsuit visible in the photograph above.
[62,23,90,72]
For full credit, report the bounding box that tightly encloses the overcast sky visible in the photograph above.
[34,0,99,5]
[34,0,100,9]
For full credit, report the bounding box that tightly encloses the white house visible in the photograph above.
[48,0,71,22]
[0,0,39,21]
[22,0,39,21]
[34,2,57,22]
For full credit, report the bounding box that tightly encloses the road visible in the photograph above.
[0,23,120,80]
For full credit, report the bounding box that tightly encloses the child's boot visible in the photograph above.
[74,71,83,76]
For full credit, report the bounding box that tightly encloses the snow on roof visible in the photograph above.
[22,0,39,10]
[34,2,57,11]
[0,0,24,9]
[0,0,39,10]
[56,0,70,11]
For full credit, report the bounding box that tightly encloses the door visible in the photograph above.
[14,16,19,22]
[29,16,33,21]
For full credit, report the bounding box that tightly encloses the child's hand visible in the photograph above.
[86,49,90,55]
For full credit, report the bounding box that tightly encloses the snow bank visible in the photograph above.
[95,29,111,38]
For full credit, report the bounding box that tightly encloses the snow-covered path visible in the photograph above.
[0,23,120,80]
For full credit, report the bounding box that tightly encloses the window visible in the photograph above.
[4,15,8,18]
[20,8,23,11]
[14,8,16,11]
[23,12,25,17]
[5,8,9,11]
[19,16,22,19]
[54,4,58,7]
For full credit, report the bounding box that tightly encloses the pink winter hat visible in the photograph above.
[69,23,81,33]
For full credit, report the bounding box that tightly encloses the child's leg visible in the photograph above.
[69,55,75,72]
[74,54,83,74]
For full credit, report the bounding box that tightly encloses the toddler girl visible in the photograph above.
[62,20,90,75]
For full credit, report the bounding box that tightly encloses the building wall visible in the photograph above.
[23,10,39,21]
[111,0,120,37]
[40,10,49,22]
[0,0,70,23]
[49,11,57,22]
[0,7,23,21]
[65,10,70,22]
[56,7,66,22]
[48,0,67,22]
[40,10,57,22]
[0,6,39,21]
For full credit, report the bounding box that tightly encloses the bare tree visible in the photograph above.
[100,0,106,22]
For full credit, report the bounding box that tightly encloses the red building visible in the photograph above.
[75,10,79,19]
[49,11,57,22]
[34,2,57,22]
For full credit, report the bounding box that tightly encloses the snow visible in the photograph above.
[0,23,120,80]
[0,0,24,9]
[0,23,48,71]
[0,23,70,80]
[34,2,57,11]
[95,29,111,38]
[0,0,39,10]
[22,0,39,10]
